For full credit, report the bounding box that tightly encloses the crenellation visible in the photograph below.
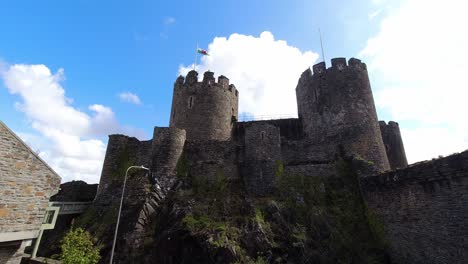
[175,75,185,88]
[298,57,390,171]
[170,70,239,141]
[331,57,347,70]
[312,61,326,74]
[202,71,215,86]
[185,70,198,85]
[218,75,229,88]
[90,56,468,263]
[348,57,362,69]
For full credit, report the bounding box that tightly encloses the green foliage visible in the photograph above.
[252,256,267,264]
[365,206,389,248]
[60,228,101,264]
[113,145,133,181]
[191,168,228,199]
[175,157,387,263]
[275,160,284,178]
[272,158,388,263]
[292,224,307,243]
[74,202,118,244]
[176,152,189,180]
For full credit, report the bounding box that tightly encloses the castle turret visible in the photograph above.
[95,134,152,205]
[296,58,390,171]
[379,121,408,170]
[151,127,186,179]
[170,70,239,141]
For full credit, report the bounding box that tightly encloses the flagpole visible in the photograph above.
[194,42,198,71]
[319,28,326,64]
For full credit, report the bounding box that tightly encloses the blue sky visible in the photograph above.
[1,0,467,182]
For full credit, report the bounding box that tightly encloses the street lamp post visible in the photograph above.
[109,165,149,264]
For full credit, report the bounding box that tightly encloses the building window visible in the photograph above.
[188,96,194,109]
[42,210,56,225]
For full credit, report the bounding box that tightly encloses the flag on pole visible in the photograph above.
[197,48,209,56]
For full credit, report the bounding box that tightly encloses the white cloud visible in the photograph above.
[179,31,319,118]
[118,91,142,105]
[2,64,145,183]
[164,16,176,25]
[360,0,468,163]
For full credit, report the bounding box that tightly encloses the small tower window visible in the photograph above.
[261,131,265,141]
[188,96,194,109]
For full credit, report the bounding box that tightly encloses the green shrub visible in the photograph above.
[60,228,101,264]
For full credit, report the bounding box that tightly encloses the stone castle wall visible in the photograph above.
[379,121,408,170]
[169,70,239,141]
[151,127,186,179]
[360,151,468,264]
[94,134,150,206]
[95,127,186,206]
[296,58,390,171]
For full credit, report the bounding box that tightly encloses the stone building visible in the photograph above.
[0,121,61,264]
[95,57,404,203]
[92,57,467,263]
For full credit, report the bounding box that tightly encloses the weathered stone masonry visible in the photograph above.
[360,150,468,264]
[96,58,400,203]
[0,121,61,264]
[379,121,408,170]
[92,57,468,263]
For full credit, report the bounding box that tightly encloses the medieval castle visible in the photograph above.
[96,57,407,198]
[90,57,467,263]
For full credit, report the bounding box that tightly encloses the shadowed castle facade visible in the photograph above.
[90,57,468,264]
[95,57,407,200]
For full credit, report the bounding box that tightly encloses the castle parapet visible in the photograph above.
[170,70,239,141]
[379,121,408,170]
[312,58,368,75]
[296,57,390,171]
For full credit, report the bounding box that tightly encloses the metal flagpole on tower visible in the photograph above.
[194,42,198,71]
[319,28,326,64]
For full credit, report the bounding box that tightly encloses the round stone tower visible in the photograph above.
[296,58,390,171]
[169,70,239,141]
[379,121,408,170]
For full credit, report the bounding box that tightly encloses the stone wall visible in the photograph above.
[170,70,239,141]
[94,134,152,206]
[184,140,239,181]
[296,58,390,171]
[0,121,61,238]
[379,121,408,170]
[151,127,186,180]
[360,150,468,264]
[242,122,281,195]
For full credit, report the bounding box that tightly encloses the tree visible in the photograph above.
[60,228,101,264]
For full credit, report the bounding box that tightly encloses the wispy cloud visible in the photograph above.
[160,16,176,39]
[164,16,176,25]
[118,92,142,105]
[368,9,381,20]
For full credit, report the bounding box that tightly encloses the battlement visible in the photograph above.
[312,57,367,75]
[174,70,238,96]
[379,120,400,129]
[170,70,239,141]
